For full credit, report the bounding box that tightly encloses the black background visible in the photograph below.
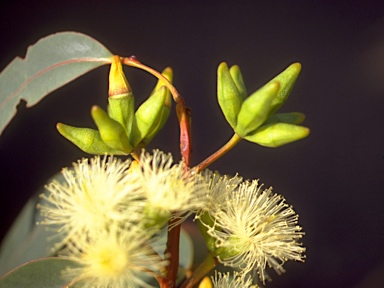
[1,1,384,287]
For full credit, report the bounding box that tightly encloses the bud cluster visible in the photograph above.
[218,62,309,147]
[57,56,173,155]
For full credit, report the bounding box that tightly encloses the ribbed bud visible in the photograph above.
[142,67,173,145]
[245,122,310,147]
[217,62,244,128]
[264,112,306,125]
[91,105,132,153]
[56,123,125,155]
[235,81,279,137]
[130,87,167,146]
[266,62,302,116]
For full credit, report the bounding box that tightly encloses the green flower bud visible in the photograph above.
[245,122,310,147]
[56,123,125,155]
[107,56,135,135]
[142,67,173,145]
[264,112,306,125]
[130,86,167,146]
[153,66,173,93]
[108,95,134,135]
[266,62,302,116]
[235,81,280,137]
[229,65,247,100]
[217,62,244,128]
[91,105,132,153]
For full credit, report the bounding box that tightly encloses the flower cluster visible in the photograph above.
[39,149,305,287]
[39,149,205,287]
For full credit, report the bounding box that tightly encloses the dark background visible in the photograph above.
[1,0,384,287]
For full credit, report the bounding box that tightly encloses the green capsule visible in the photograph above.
[264,112,306,125]
[235,81,280,137]
[245,122,310,147]
[56,123,125,155]
[266,62,302,116]
[91,105,132,153]
[130,86,167,146]
[217,62,244,128]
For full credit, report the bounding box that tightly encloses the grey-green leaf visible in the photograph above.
[0,31,113,136]
[0,258,80,288]
[0,172,68,276]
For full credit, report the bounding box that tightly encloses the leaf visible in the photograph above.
[178,228,194,283]
[0,257,80,288]
[0,31,113,136]
[0,172,67,275]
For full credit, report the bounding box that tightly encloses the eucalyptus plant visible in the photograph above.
[0,32,309,288]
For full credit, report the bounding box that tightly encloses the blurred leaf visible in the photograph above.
[178,227,194,282]
[0,258,80,288]
[0,172,67,275]
[0,31,113,136]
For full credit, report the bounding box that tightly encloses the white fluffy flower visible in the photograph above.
[197,170,243,215]
[133,149,206,227]
[64,224,168,288]
[200,177,305,282]
[39,156,143,245]
[211,271,259,288]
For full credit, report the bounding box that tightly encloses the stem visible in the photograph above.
[163,219,182,287]
[195,133,242,172]
[180,254,218,288]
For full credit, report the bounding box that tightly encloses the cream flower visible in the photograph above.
[133,150,206,227]
[211,271,259,288]
[201,179,305,283]
[64,224,168,288]
[196,170,243,216]
[38,156,143,246]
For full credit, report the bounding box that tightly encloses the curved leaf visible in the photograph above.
[0,31,113,135]
[0,258,80,288]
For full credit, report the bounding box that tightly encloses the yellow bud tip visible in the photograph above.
[289,62,302,74]
[56,122,65,133]
[198,277,213,288]
[108,55,131,97]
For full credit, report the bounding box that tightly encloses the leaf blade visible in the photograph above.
[0,31,113,135]
[0,258,80,288]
